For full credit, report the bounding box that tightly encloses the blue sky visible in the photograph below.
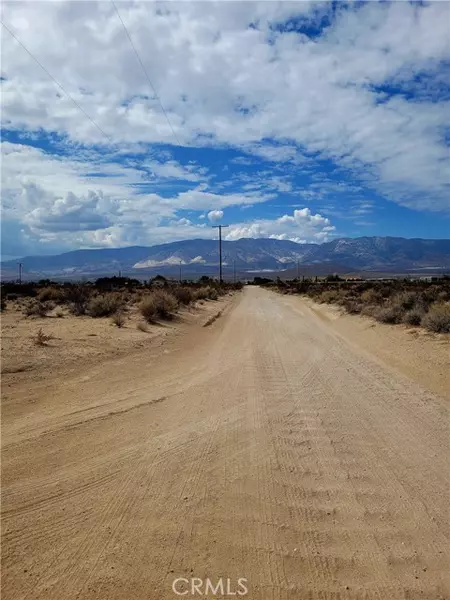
[1,1,449,259]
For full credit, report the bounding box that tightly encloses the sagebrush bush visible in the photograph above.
[403,307,425,326]
[88,293,124,318]
[343,299,363,314]
[140,296,158,322]
[421,303,450,333]
[153,290,178,318]
[66,285,92,315]
[361,288,383,304]
[172,286,194,305]
[194,287,210,301]
[38,286,65,303]
[24,300,49,317]
[318,290,340,304]
[372,304,404,324]
[207,287,219,301]
[391,292,417,311]
[140,290,178,322]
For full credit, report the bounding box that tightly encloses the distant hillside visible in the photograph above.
[1,236,449,279]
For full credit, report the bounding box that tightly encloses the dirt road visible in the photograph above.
[2,287,449,599]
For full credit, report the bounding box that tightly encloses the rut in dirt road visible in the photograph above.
[2,286,449,600]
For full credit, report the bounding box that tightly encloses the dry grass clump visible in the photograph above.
[111,311,126,328]
[24,299,51,317]
[33,328,53,346]
[136,321,149,332]
[88,293,125,318]
[140,290,178,322]
[421,303,450,333]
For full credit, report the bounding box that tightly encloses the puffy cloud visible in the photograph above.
[24,189,113,233]
[1,1,448,211]
[207,209,224,223]
[226,208,336,243]
[1,141,272,254]
[1,2,449,257]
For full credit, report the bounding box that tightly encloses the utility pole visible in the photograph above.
[233,260,236,284]
[179,260,182,283]
[297,260,300,280]
[18,262,23,284]
[212,225,228,283]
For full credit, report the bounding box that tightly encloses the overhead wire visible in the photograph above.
[1,20,115,145]
[111,0,182,147]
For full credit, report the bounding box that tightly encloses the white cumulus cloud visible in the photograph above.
[207,210,224,223]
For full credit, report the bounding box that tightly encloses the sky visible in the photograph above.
[1,0,449,259]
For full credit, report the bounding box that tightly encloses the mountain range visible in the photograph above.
[2,237,450,279]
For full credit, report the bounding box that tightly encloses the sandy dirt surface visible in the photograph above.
[2,287,449,600]
[1,296,229,387]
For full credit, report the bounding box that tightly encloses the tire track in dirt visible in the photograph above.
[2,287,448,600]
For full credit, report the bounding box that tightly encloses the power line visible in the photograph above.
[1,21,114,144]
[111,0,182,147]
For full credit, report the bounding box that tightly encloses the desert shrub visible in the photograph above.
[195,287,210,301]
[38,286,64,303]
[111,311,125,328]
[360,304,377,318]
[140,296,158,322]
[421,303,450,333]
[403,307,426,326]
[372,304,404,324]
[1,295,6,312]
[88,293,124,318]
[172,286,194,305]
[24,300,50,317]
[207,287,219,301]
[152,289,178,318]
[391,292,417,311]
[361,288,383,305]
[318,290,340,304]
[66,285,92,315]
[343,299,363,314]
[33,328,53,346]
[140,290,178,322]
